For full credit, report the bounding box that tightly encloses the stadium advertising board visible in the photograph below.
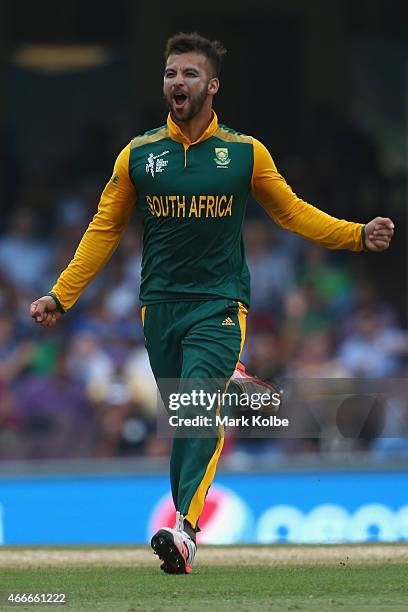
[0,471,407,545]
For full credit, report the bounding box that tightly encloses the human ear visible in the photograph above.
[208,78,219,95]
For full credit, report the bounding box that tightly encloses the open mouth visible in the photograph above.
[173,92,188,110]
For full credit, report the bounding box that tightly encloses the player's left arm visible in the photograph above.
[250,138,394,252]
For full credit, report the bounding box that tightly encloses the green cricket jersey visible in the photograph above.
[130,118,253,305]
[50,112,364,311]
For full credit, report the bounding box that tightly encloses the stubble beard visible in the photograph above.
[165,82,209,122]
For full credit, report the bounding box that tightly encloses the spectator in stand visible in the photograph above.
[0,313,34,383]
[66,330,115,400]
[0,208,49,292]
[91,359,156,458]
[245,219,294,311]
[338,308,408,377]
[287,330,349,379]
[13,353,94,459]
[298,244,355,317]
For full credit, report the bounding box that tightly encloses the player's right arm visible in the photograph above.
[30,143,136,327]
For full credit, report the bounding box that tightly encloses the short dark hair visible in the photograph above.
[164,32,227,77]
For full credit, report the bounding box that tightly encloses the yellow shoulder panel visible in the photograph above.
[215,127,253,144]
[130,127,169,149]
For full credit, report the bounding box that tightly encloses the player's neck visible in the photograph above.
[173,105,214,144]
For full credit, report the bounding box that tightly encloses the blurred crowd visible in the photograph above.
[0,107,407,462]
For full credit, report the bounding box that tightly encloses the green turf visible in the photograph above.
[0,564,407,611]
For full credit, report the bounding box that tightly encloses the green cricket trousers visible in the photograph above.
[142,299,247,531]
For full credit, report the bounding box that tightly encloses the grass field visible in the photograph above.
[0,545,406,611]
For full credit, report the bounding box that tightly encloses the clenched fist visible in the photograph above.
[30,295,63,328]
[364,217,394,252]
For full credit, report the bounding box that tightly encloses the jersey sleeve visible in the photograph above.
[50,143,136,311]
[250,138,364,251]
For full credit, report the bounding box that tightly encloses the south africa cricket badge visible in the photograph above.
[214,147,231,167]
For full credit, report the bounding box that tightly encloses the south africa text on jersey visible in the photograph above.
[146,194,234,218]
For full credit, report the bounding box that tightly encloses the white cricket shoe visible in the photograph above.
[151,511,197,574]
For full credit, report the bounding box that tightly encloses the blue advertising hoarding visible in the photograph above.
[0,469,407,545]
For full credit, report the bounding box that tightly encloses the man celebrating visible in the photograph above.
[30,32,394,574]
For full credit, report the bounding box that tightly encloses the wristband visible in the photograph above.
[47,292,66,315]
[361,225,369,252]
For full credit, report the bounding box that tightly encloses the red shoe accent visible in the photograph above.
[233,361,280,395]
[180,543,188,561]
[235,361,247,376]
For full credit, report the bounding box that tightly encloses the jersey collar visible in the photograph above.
[167,111,218,146]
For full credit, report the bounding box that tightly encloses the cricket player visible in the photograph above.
[30,32,394,574]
